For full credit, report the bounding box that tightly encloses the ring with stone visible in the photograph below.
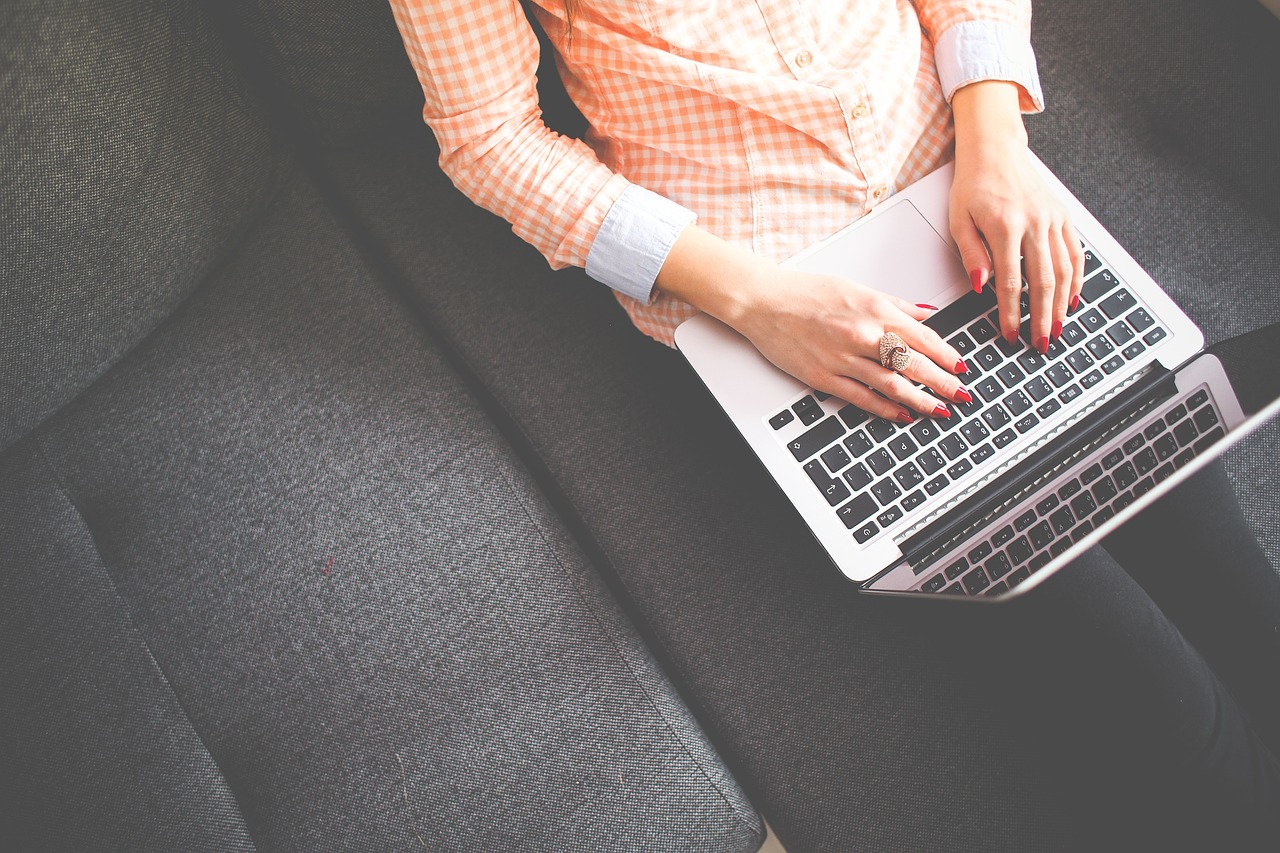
[878,332,912,372]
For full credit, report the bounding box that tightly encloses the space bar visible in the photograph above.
[923,288,998,339]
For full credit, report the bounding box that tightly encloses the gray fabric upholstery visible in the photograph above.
[1,167,763,852]
[0,0,284,451]
[265,0,1280,849]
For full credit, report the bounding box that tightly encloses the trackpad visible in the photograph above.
[784,200,968,308]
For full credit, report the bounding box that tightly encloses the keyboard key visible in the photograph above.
[1133,476,1155,497]
[1107,322,1135,346]
[844,430,873,457]
[996,363,1026,387]
[877,506,904,526]
[947,459,974,479]
[1134,447,1159,475]
[968,541,994,563]
[1078,369,1104,390]
[1174,449,1195,468]
[923,474,949,495]
[949,331,976,355]
[872,478,902,505]
[1025,376,1054,402]
[837,493,878,528]
[1114,461,1138,490]
[844,462,874,491]
[917,448,947,476]
[1126,307,1154,332]
[1094,506,1116,526]
[1008,535,1034,565]
[1153,462,1175,484]
[788,399,819,425]
[945,557,970,580]
[1143,327,1167,346]
[1099,289,1137,319]
[1072,520,1094,543]
[814,391,832,401]
[1083,249,1101,277]
[1166,403,1188,425]
[939,434,968,460]
[853,521,879,543]
[970,318,998,344]
[1046,363,1073,388]
[1059,479,1082,500]
[1122,341,1146,360]
[770,409,795,429]
[1007,566,1032,588]
[1014,413,1039,434]
[1145,420,1167,440]
[1058,384,1083,405]
[1154,434,1178,461]
[866,418,896,443]
[1036,494,1060,516]
[1014,510,1038,531]
[1081,463,1103,485]
[1066,348,1095,374]
[993,525,1016,547]
[1086,336,1115,360]
[1193,406,1219,432]
[953,393,983,418]
[1003,390,1033,417]
[923,288,997,337]
[900,490,927,513]
[982,404,1012,431]
[1060,321,1087,348]
[1017,350,1047,374]
[975,377,1004,403]
[973,346,1002,374]
[1029,521,1055,550]
[1092,475,1118,505]
[821,444,852,473]
[1188,389,1209,408]
[1078,308,1106,335]
[909,419,942,446]
[819,473,851,505]
[922,573,948,593]
[1102,449,1124,469]
[963,566,991,594]
[1046,338,1068,360]
[1123,435,1145,454]
[970,443,995,464]
[992,428,1017,449]
[1071,490,1098,518]
[866,448,895,475]
[961,420,990,445]
[1028,553,1051,571]
[788,416,845,461]
[888,434,919,461]
[894,462,925,489]
[1081,268,1120,303]
[985,551,1013,580]
[1036,398,1063,419]
[837,404,869,429]
[1173,419,1199,447]
[1050,539,1073,558]
[943,583,966,595]
[1100,355,1125,374]
[996,332,1022,358]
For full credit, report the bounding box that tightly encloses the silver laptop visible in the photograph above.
[675,156,1280,601]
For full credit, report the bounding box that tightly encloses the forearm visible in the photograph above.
[654,224,772,327]
[951,80,1028,164]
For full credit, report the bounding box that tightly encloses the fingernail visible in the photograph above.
[954,359,968,374]
[1004,329,1019,346]
[933,404,951,419]
[896,411,914,424]
[1069,293,1080,312]
[1036,336,1049,354]
[970,269,985,293]
[916,303,939,311]
[954,387,973,404]
[1051,319,1063,340]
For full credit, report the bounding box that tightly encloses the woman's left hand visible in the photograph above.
[948,82,1085,354]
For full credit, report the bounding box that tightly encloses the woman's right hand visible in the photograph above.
[734,266,971,423]
[656,224,971,422]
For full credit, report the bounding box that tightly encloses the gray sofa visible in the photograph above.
[2,0,1277,851]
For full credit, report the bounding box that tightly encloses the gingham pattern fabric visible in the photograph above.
[390,0,1038,345]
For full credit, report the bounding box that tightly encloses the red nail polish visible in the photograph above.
[970,269,985,293]
[1069,293,1080,312]
[916,303,939,311]
[933,404,951,419]
[1052,319,1063,340]
[1036,336,1049,354]
[954,359,968,374]
[1004,329,1019,346]
[896,411,914,424]
[954,387,973,404]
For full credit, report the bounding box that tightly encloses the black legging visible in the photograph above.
[982,460,1280,848]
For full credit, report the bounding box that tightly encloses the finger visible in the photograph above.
[892,297,944,322]
[1048,224,1075,338]
[845,358,954,419]
[819,373,915,424]
[1023,226,1056,354]
[952,212,992,294]
[898,348,968,415]
[890,316,968,380]
[990,228,1024,346]
[1063,221,1085,315]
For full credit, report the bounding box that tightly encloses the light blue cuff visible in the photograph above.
[585,184,697,303]
[934,20,1045,111]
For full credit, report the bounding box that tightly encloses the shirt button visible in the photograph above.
[795,50,813,68]
[851,102,869,119]
[872,184,888,200]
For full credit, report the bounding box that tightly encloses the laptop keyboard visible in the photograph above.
[769,243,1170,547]
[910,385,1224,597]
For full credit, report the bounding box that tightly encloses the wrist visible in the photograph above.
[952,81,1028,162]
[654,224,774,328]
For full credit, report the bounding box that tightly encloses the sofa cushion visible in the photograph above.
[1,166,764,852]
[0,0,284,451]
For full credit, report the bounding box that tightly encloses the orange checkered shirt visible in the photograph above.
[390,0,1043,346]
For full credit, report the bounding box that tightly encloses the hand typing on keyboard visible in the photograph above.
[949,83,1086,356]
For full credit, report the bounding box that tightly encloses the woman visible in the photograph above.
[390,0,1279,843]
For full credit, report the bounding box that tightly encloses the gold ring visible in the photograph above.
[878,332,912,372]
